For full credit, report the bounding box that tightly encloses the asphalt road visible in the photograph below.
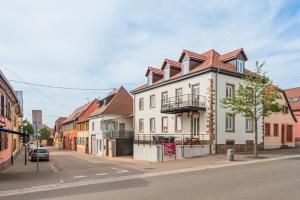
[1,150,300,200]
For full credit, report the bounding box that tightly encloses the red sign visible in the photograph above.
[164,143,176,155]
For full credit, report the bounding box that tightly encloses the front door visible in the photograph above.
[191,114,200,136]
[91,135,96,155]
[281,125,285,144]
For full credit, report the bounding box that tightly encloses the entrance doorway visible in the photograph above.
[281,125,285,144]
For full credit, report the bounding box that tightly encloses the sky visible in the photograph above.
[0,0,300,127]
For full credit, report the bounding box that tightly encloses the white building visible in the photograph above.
[131,48,263,162]
[88,87,133,157]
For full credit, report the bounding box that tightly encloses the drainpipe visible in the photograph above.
[215,68,220,154]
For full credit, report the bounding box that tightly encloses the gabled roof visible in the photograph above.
[281,90,298,123]
[219,48,248,61]
[145,67,163,76]
[285,87,300,111]
[161,59,181,70]
[179,50,207,62]
[89,86,133,118]
[63,100,97,125]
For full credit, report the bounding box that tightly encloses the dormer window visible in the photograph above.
[147,74,153,85]
[237,60,244,73]
[164,67,170,80]
[182,61,189,74]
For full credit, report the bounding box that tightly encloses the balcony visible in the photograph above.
[103,131,134,139]
[161,94,206,114]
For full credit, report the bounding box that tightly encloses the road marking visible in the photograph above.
[59,180,64,184]
[73,176,87,179]
[96,173,108,176]
[111,167,129,174]
[1,155,300,197]
[49,163,59,173]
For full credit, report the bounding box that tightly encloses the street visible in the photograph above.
[1,148,300,200]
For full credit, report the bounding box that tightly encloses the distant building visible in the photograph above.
[285,87,300,146]
[32,110,42,133]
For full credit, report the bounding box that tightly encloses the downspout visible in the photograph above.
[215,68,220,154]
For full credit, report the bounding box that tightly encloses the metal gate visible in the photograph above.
[116,138,133,156]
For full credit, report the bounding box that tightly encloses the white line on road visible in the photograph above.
[49,163,59,173]
[73,176,87,179]
[117,170,129,174]
[1,155,300,197]
[96,173,108,176]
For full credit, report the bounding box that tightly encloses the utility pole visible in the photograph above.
[23,121,28,165]
[35,112,39,172]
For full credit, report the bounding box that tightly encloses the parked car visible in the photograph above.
[30,148,50,162]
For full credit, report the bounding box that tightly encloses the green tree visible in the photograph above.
[24,122,35,135]
[221,62,282,158]
[40,127,51,140]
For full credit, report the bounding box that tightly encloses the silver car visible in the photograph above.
[30,148,50,162]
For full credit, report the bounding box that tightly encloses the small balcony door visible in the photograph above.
[191,114,200,136]
[191,84,200,107]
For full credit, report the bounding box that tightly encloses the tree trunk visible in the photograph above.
[254,119,258,158]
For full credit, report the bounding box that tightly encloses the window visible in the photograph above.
[286,125,293,142]
[293,97,299,102]
[147,75,153,85]
[0,132,8,151]
[282,106,289,114]
[246,118,253,132]
[164,67,170,80]
[265,124,270,137]
[162,92,168,104]
[288,98,291,103]
[182,61,189,74]
[150,118,155,132]
[162,117,168,132]
[92,122,95,131]
[113,121,118,131]
[237,60,244,73]
[226,113,234,132]
[139,119,144,133]
[175,115,182,132]
[0,95,3,116]
[226,84,234,98]
[273,124,279,137]
[150,95,155,108]
[175,88,183,103]
[139,98,144,110]
[226,140,235,146]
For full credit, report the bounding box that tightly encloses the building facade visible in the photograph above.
[0,70,21,170]
[264,90,297,149]
[88,87,133,157]
[131,48,263,162]
[285,87,300,146]
[53,117,67,149]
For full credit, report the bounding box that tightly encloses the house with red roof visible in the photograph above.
[285,87,300,146]
[131,48,264,162]
[62,99,99,152]
[88,87,133,157]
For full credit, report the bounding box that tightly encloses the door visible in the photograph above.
[281,125,285,144]
[191,114,200,136]
[91,135,96,155]
[191,84,200,106]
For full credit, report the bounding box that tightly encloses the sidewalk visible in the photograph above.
[58,147,300,173]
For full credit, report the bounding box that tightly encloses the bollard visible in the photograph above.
[227,149,235,161]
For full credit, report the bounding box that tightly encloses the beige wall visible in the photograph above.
[265,92,296,149]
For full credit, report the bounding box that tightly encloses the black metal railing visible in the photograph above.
[103,131,134,139]
[134,133,211,146]
[161,94,206,112]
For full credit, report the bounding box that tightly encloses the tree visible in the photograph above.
[40,127,51,140]
[221,62,282,158]
[24,122,35,135]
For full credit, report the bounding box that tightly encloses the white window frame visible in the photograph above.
[150,95,155,108]
[139,98,144,110]
[226,84,234,98]
[139,119,144,133]
[226,113,234,132]
[150,118,155,133]
[147,74,153,85]
[182,61,189,74]
[245,118,253,132]
[175,115,182,132]
[164,67,170,80]
[237,60,244,73]
[162,117,168,132]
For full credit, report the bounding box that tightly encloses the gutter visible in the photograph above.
[215,68,219,154]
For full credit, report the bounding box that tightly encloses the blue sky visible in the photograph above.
[0,0,300,127]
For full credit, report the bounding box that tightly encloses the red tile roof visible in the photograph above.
[219,48,247,61]
[145,67,163,76]
[285,87,300,111]
[89,86,133,118]
[180,50,206,61]
[162,59,181,69]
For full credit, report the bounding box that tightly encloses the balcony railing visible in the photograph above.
[161,94,206,114]
[103,131,134,139]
